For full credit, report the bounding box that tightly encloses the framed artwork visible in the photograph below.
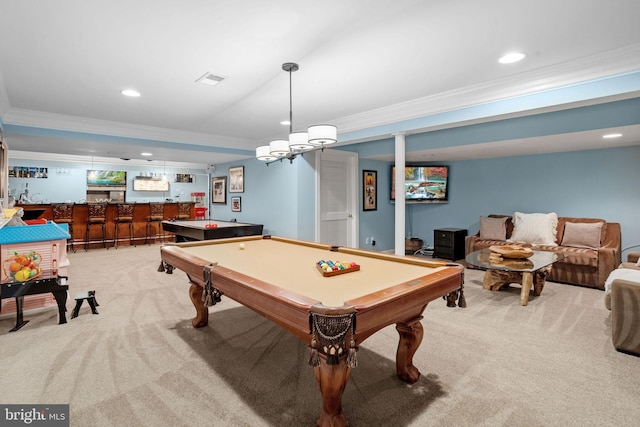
[212,176,227,204]
[175,173,194,183]
[231,196,241,212]
[10,166,49,178]
[363,170,377,211]
[229,166,244,193]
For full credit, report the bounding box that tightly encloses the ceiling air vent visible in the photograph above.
[196,72,226,86]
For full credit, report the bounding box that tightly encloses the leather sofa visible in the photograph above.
[604,252,640,356]
[464,215,621,290]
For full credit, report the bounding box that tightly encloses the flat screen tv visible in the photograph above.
[87,170,127,186]
[390,165,449,204]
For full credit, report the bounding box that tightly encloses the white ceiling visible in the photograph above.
[1,0,640,167]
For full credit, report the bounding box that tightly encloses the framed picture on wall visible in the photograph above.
[229,166,244,193]
[231,196,241,212]
[212,176,227,204]
[175,173,194,183]
[363,170,377,211]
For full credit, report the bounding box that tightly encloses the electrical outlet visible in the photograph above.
[372,239,376,246]
[365,237,370,245]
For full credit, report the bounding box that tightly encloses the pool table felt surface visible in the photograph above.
[174,237,449,308]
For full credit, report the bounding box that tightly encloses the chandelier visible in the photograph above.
[256,62,337,164]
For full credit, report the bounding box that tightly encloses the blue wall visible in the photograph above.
[208,157,305,238]
[8,159,207,204]
[357,145,640,257]
[358,158,395,249]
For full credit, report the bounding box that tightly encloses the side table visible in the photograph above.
[433,228,467,261]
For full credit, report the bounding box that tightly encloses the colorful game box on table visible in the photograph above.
[316,260,360,277]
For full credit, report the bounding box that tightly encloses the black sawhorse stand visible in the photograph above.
[0,274,69,332]
[71,290,99,318]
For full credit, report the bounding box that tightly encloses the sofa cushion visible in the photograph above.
[508,212,558,246]
[557,217,607,246]
[488,214,514,238]
[536,244,598,267]
[480,216,508,240]
[560,221,603,249]
[472,239,512,250]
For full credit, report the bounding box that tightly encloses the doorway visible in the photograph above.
[316,149,358,247]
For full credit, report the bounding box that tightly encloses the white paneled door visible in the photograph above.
[316,149,358,248]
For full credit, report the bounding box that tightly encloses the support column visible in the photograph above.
[393,132,406,256]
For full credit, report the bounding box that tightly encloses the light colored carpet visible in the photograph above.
[0,244,638,426]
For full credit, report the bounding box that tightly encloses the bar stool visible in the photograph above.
[114,203,135,248]
[85,202,108,251]
[146,203,165,244]
[176,202,192,220]
[52,202,75,252]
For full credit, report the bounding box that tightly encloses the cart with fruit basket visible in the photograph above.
[0,221,70,331]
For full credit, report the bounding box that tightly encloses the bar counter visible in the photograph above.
[18,202,195,249]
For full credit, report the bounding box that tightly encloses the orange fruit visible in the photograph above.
[9,262,22,273]
[16,256,30,266]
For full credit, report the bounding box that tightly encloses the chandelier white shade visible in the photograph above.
[289,131,313,150]
[256,145,277,161]
[308,124,337,146]
[257,62,338,164]
[269,139,290,156]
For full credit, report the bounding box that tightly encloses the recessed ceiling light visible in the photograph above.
[141,152,152,156]
[121,89,141,97]
[602,133,623,139]
[498,52,526,64]
[196,72,226,86]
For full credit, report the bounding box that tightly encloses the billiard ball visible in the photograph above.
[239,243,245,250]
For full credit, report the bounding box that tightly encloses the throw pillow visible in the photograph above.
[508,212,558,246]
[479,216,508,240]
[560,221,603,249]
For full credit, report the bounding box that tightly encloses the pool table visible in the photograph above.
[161,219,263,242]
[160,235,465,427]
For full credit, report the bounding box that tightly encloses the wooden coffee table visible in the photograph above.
[466,248,567,306]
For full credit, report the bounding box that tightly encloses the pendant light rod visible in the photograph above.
[289,70,292,134]
[282,62,298,134]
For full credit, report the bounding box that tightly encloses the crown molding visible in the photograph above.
[9,150,208,169]
[334,43,640,137]
[2,108,257,150]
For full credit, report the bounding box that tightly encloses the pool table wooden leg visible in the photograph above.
[188,283,209,328]
[395,316,424,383]
[313,357,351,427]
